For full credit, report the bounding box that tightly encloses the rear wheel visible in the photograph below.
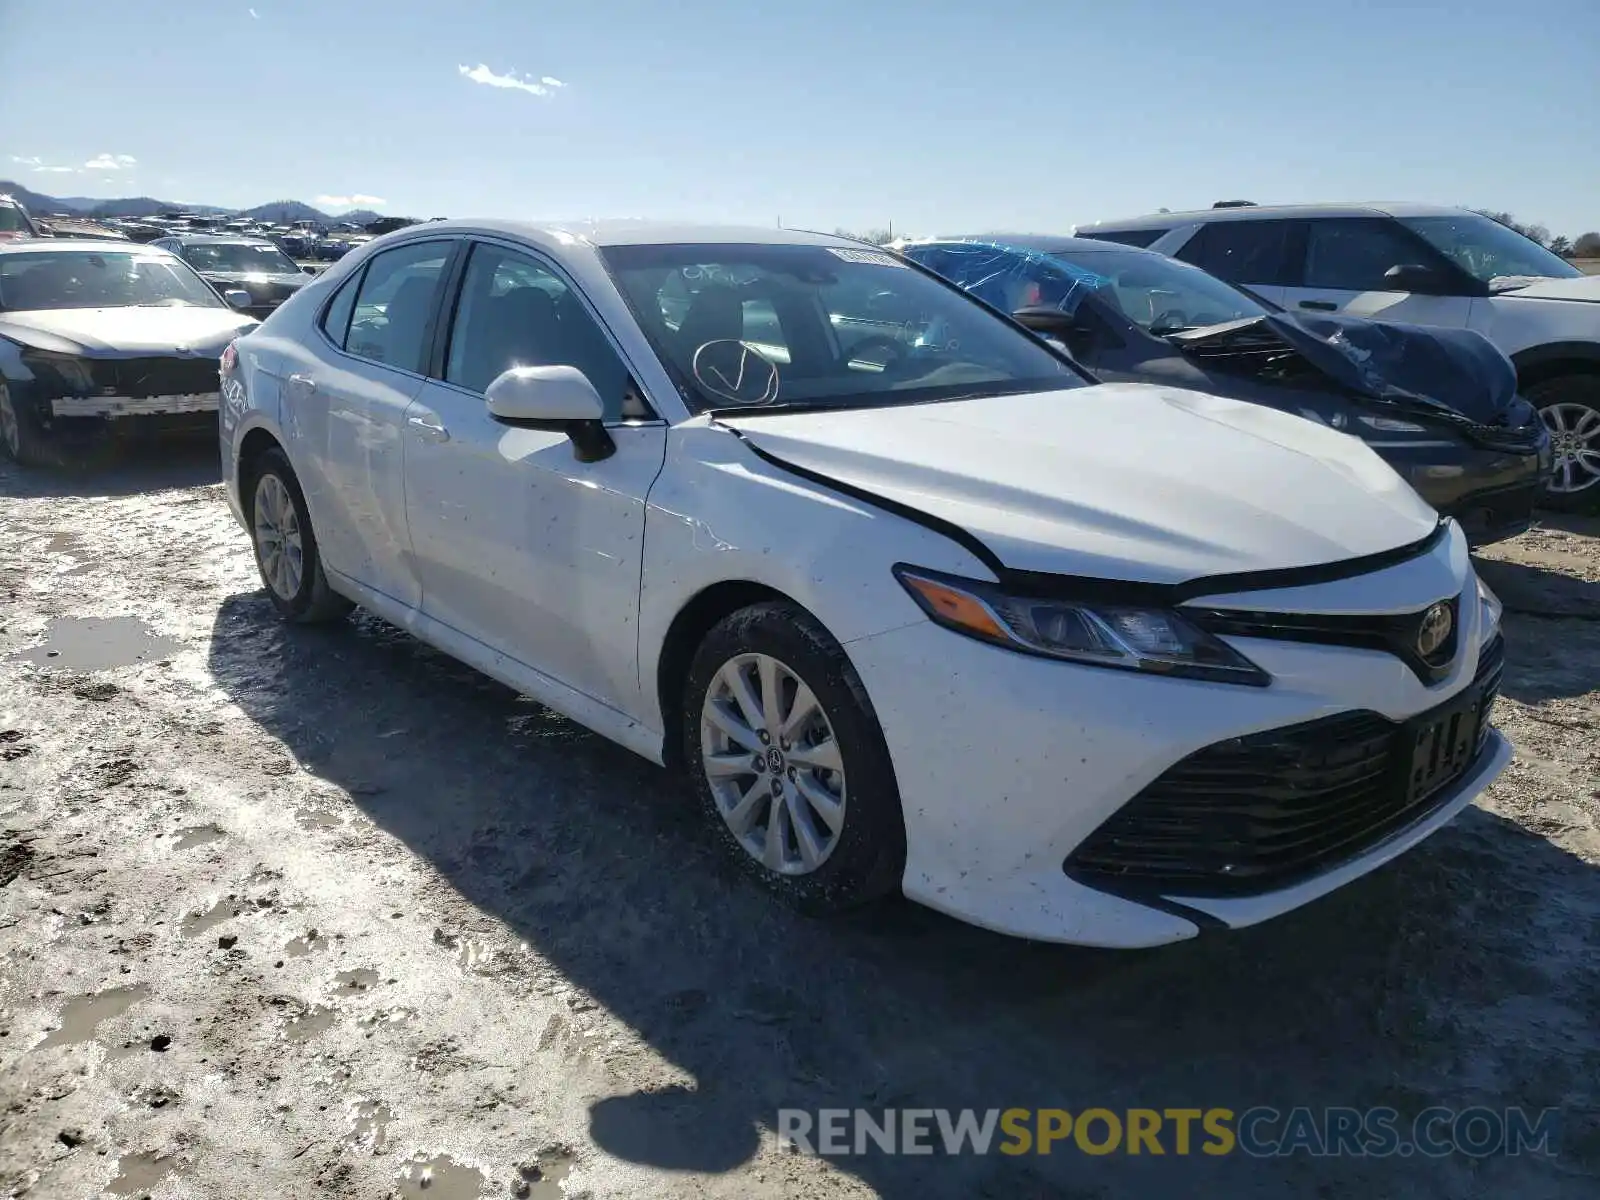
[246,447,353,624]
[1531,374,1600,513]
[681,601,905,913]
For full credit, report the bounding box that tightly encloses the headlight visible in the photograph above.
[1357,415,1428,434]
[1477,575,1503,645]
[18,348,96,393]
[894,566,1270,686]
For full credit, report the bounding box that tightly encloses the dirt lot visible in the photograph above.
[1,443,1597,1200]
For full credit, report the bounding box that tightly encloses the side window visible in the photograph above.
[444,243,637,418]
[319,269,361,348]
[1177,221,1296,285]
[345,241,453,373]
[1081,229,1168,249]
[1302,219,1428,292]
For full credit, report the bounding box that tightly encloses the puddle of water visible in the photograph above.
[521,1151,574,1199]
[336,968,381,991]
[180,898,239,938]
[107,1151,177,1196]
[282,1005,337,1042]
[285,931,324,958]
[295,808,342,830]
[37,985,150,1049]
[396,1155,486,1200]
[172,824,225,850]
[345,1099,393,1154]
[7,616,183,672]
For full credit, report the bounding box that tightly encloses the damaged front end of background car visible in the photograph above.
[900,237,1553,546]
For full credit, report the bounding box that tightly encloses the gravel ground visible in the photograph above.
[1,441,1597,1200]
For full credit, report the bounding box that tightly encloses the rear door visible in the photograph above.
[1169,219,1301,307]
[282,238,458,609]
[1278,218,1474,329]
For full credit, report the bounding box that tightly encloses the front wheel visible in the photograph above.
[1531,375,1600,513]
[246,448,354,624]
[0,383,113,468]
[681,601,905,913]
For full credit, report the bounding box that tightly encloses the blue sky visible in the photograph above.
[1,0,1596,236]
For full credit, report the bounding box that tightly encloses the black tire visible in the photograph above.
[0,382,116,468]
[680,601,906,914]
[244,447,354,624]
[1529,374,1600,514]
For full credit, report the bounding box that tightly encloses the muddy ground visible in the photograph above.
[1,441,1597,1200]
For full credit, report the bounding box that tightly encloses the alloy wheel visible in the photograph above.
[0,387,19,458]
[699,652,847,876]
[253,473,305,601]
[1542,401,1600,495]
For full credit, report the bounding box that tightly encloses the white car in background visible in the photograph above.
[1075,204,1600,509]
[218,220,1510,947]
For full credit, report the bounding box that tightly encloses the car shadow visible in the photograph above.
[0,433,220,499]
[206,593,1600,1197]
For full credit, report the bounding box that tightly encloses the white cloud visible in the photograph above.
[316,194,388,210]
[249,7,260,17]
[458,63,564,97]
[10,155,42,167]
[36,166,80,174]
[84,153,136,171]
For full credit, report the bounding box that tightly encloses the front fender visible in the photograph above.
[636,420,995,734]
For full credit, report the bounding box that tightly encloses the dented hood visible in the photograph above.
[719,384,1437,585]
[1168,311,1519,425]
[0,306,257,358]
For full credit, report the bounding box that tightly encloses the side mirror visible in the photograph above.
[301,265,317,275]
[222,288,252,309]
[485,365,616,463]
[1382,263,1449,293]
[1012,304,1089,336]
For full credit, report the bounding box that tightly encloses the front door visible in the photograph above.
[1277,218,1474,329]
[402,239,666,711]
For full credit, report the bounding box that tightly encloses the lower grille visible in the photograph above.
[1066,635,1504,898]
[88,356,219,398]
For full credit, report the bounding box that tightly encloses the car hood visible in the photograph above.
[1493,274,1600,303]
[0,306,257,357]
[717,385,1438,586]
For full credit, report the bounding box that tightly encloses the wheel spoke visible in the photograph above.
[705,751,754,778]
[779,682,821,741]
[793,772,845,835]
[1575,409,1600,438]
[787,795,825,869]
[757,656,781,735]
[705,699,763,754]
[1560,460,1576,492]
[1545,407,1570,434]
[787,736,842,773]
[724,777,768,837]
[763,792,789,869]
[721,662,765,734]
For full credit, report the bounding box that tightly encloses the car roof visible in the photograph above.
[163,234,278,246]
[392,218,862,250]
[1075,202,1468,231]
[906,233,1160,257]
[0,239,178,256]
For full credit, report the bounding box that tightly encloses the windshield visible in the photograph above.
[180,241,300,274]
[0,205,31,234]
[1049,247,1272,334]
[1400,214,1581,284]
[602,243,1084,414]
[0,249,226,311]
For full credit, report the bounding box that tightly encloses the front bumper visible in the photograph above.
[50,392,220,418]
[1379,438,1547,546]
[843,526,1509,947]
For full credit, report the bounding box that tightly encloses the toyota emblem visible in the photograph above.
[1416,602,1454,660]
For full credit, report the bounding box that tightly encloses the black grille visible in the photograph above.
[1065,635,1504,898]
[1189,595,1461,684]
[88,356,219,398]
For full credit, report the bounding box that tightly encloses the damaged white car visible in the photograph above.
[0,241,258,466]
[219,221,1510,947]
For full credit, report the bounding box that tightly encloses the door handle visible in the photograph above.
[288,372,318,393]
[1298,300,1338,311]
[407,414,450,443]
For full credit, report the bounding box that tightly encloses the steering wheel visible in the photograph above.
[691,339,781,406]
[843,335,911,374]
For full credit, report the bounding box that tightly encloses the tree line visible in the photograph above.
[1473,211,1600,258]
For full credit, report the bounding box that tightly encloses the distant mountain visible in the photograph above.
[1,182,392,228]
[0,180,70,214]
[243,200,334,225]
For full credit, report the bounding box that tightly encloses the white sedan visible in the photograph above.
[218,221,1511,948]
